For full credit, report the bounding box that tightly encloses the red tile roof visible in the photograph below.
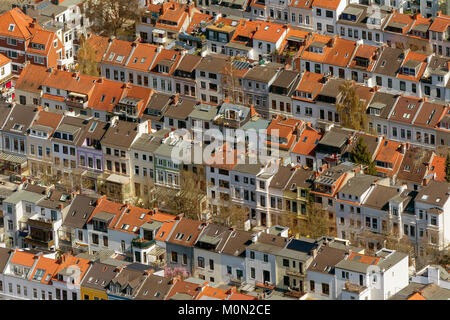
[292,125,322,156]
[0,8,39,39]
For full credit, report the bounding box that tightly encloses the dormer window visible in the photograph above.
[158,65,169,73]
[115,55,124,63]
[8,24,15,31]
[108,53,115,61]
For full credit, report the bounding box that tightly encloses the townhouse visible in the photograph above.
[100,118,149,202]
[27,110,63,178]
[0,249,90,300]
[50,115,86,186]
[288,0,314,31]
[14,64,50,106]
[242,62,282,117]
[0,54,13,103]
[195,53,230,105]
[268,69,301,119]
[336,4,391,46]
[334,249,409,300]
[193,223,233,284]
[306,239,362,300]
[80,261,118,300]
[58,194,98,254]
[0,8,66,75]
[245,231,288,287]
[312,0,347,35]
[429,12,450,58]
[130,129,169,202]
[1,104,38,175]
[165,217,207,275]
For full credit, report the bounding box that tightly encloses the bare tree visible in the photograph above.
[84,0,140,38]
[297,198,330,239]
[215,202,249,230]
[222,56,243,104]
[151,170,206,221]
[336,80,368,132]
[76,36,100,76]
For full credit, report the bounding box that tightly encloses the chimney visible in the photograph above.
[172,93,180,105]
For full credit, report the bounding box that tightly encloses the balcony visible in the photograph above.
[28,217,54,230]
[285,268,304,277]
[213,117,241,129]
[152,29,167,44]
[132,237,155,249]
[66,97,88,109]
[24,235,55,249]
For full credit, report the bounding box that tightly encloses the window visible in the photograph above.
[283,259,289,267]
[250,251,255,259]
[209,259,214,270]
[92,233,99,245]
[263,254,268,262]
[198,257,205,268]
[322,283,329,296]
[250,267,255,279]
[182,253,187,265]
[310,280,315,291]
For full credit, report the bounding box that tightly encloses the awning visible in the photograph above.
[106,174,130,185]
[82,170,102,179]
[94,211,116,222]
[0,152,27,166]
[142,221,163,231]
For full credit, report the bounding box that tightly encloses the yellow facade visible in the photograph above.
[80,286,108,300]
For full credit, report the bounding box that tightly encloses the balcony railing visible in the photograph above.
[132,238,155,249]
[65,98,88,109]
[28,218,54,229]
[24,235,55,249]
[285,268,304,277]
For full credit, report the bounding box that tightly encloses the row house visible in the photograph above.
[165,217,207,275]
[137,1,195,45]
[130,129,169,203]
[224,20,289,62]
[77,119,109,192]
[26,0,91,66]
[429,12,450,58]
[287,0,314,31]
[57,193,98,254]
[195,0,250,19]
[172,53,201,100]
[100,39,182,96]
[268,69,301,119]
[245,231,288,288]
[0,54,13,103]
[50,115,86,185]
[312,0,348,36]
[0,9,66,75]
[205,19,238,56]
[195,54,230,105]
[242,62,282,116]
[100,118,150,203]
[267,166,314,229]
[27,110,63,177]
[333,249,408,300]
[2,183,70,251]
[1,104,38,175]
[383,11,431,52]
[14,64,48,106]
[336,4,391,47]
